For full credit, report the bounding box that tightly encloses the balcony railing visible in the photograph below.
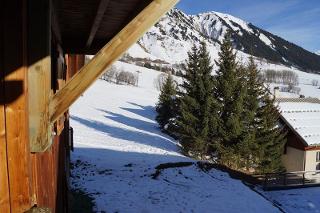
[264,170,320,190]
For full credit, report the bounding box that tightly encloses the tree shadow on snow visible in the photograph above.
[71,116,177,152]
[121,102,156,121]
[72,147,189,167]
[96,109,172,140]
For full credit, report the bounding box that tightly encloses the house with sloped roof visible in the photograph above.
[277,98,320,172]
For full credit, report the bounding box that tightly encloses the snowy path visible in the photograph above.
[70,77,281,213]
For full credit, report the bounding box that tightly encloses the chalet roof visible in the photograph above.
[277,98,320,146]
[54,0,153,54]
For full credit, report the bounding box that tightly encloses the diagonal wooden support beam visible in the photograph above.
[49,0,179,123]
[85,0,110,49]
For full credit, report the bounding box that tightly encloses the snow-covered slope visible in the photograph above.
[70,61,320,212]
[70,63,278,212]
[125,8,320,73]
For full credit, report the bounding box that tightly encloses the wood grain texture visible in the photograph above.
[4,0,32,211]
[28,0,52,153]
[0,16,11,211]
[50,0,180,122]
[28,56,52,152]
[0,0,11,210]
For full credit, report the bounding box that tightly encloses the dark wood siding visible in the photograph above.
[0,1,72,211]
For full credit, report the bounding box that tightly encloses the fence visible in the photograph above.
[264,170,320,190]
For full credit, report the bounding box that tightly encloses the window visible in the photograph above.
[317,163,320,171]
[317,152,320,162]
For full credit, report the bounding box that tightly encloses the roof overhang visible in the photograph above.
[54,0,155,54]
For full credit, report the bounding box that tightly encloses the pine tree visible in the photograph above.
[214,32,247,167]
[237,57,263,170]
[176,43,218,158]
[255,93,286,173]
[156,73,177,131]
[241,57,286,173]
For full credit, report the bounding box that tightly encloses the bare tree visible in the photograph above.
[101,65,117,82]
[116,71,137,86]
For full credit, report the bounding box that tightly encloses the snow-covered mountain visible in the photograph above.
[125,8,320,73]
[316,51,320,56]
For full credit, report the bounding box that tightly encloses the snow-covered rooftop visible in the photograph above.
[278,99,320,146]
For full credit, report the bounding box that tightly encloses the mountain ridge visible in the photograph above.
[125,8,320,74]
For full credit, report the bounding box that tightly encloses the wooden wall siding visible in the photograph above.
[50,0,180,122]
[30,125,69,212]
[0,1,11,210]
[66,55,85,80]
[3,0,33,211]
[0,85,10,213]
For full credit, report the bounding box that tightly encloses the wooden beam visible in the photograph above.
[28,0,52,152]
[85,0,110,49]
[50,0,179,123]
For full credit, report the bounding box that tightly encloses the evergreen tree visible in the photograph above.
[156,73,177,131]
[176,43,218,158]
[241,57,286,173]
[237,57,263,170]
[214,32,247,167]
[255,93,286,173]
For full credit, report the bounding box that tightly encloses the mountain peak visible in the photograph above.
[128,8,320,73]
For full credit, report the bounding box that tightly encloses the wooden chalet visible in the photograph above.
[0,0,179,212]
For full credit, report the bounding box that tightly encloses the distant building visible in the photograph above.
[277,98,320,172]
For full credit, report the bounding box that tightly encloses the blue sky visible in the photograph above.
[177,0,320,53]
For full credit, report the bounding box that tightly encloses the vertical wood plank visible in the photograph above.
[28,0,52,152]
[0,2,11,209]
[3,0,32,211]
[0,108,11,213]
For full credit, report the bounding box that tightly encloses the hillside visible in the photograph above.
[70,61,320,212]
[124,8,320,74]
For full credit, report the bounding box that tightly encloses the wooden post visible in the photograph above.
[49,0,180,123]
[28,0,52,152]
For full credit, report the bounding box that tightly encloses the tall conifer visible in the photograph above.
[256,93,286,173]
[214,32,246,166]
[176,43,218,158]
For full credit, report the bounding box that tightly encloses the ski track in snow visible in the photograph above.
[70,63,320,213]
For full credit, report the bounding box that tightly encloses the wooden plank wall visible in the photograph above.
[1,0,71,212]
[2,0,33,212]
[31,130,69,213]
[0,0,11,211]
[66,55,85,80]
[31,40,70,212]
